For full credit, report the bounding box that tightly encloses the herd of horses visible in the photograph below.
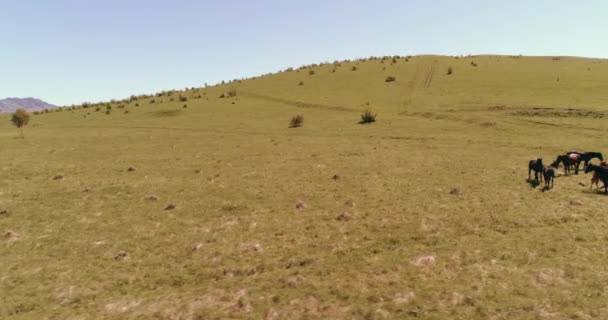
[528,151,608,192]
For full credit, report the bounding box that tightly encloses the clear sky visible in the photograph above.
[1,0,606,106]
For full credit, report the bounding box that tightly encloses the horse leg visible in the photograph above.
[528,167,531,181]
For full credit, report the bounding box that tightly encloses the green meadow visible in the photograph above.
[2,55,608,319]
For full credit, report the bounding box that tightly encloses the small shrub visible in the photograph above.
[105,110,111,115]
[11,108,30,138]
[183,104,188,108]
[227,88,237,98]
[470,61,477,67]
[179,96,188,102]
[385,76,396,82]
[298,81,304,86]
[359,109,377,124]
[447,67,453,75]
[219,93,226,98]
[308,69,315,76]
[95,107,101,112]
[150,99,156,104]
[289,115,304,128]
[351,66,357,71]
[124,110,129,114]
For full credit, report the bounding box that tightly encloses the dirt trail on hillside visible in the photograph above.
[239,91,358,113]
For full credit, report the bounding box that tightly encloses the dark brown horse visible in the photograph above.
[528,158,543,181]
[556,154,581,175]
[567,151,603,171]
[585,164,608,193]
[543,161,558,189]
[590,161,608,189]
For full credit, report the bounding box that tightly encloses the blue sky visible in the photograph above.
[1,0,606,105]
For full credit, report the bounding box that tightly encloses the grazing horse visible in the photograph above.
[581,152,604,169]
[543,161,558,189]
[591,161,608,189]
[556,154,581,175]
[567,151,603,171]
[528,158,543,181]
[585,164,608,193]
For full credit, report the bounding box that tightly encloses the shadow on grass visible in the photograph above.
[581,188,608,196]
[527,179,540,188]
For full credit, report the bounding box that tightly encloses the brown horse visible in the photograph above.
[590,161,608,189]
[528,158,543,181]
[543,161,558,189]
[556,154,581,175]
[585,164,608,193]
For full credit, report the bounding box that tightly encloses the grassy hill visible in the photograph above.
[2,55,608,319]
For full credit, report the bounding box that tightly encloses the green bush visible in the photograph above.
[11,108,30,138]
[359,109,377,124]
[289,115,304,128]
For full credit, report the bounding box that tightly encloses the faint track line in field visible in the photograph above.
[423,63,436,88]
[239,91,358,113]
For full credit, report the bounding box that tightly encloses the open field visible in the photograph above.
[2,55,608,319]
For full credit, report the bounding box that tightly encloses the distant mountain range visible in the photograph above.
[0,98,56,113]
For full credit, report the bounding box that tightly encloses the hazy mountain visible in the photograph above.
[0,97,56,113]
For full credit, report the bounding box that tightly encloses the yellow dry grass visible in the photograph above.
[1,55,608,319]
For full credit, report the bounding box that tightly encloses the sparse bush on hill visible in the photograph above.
[95,107,101,112]
[219,93,226,98]
[308,69,315,76]
[150,99,156,104]
[447,66,453,75]
[179,96,188,102]
[183,104,188,108]
[11,108,31,138]
[106,104,112,111]
[105,110,111,115]
[352,66,357,71]
[227,88,237,98]
[359,109,377,124]
[289,115,304,128]
[298,81,304,86]
[385,76,396,82]
[471,61,478,67]
[82,102,90,108]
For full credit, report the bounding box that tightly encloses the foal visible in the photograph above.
[543,161,558,189]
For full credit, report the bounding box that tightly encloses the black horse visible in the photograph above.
[567,151,603,170]
[585,164,608,193]
[556,154,581,175]
[528,158,543,181]
[543,161,558,189]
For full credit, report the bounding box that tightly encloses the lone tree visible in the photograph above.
[11,108,31,138]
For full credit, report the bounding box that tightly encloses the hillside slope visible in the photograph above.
[1,55,608,320]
